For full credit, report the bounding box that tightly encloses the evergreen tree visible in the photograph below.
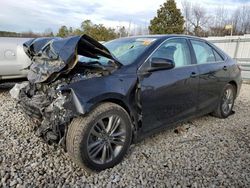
[149,0,184,34]
[57,26,69,37]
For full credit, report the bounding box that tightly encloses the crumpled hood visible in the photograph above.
[23,34,120,83]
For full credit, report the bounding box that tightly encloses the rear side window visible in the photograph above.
[190,40,216,64]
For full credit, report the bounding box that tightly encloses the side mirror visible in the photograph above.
[148,57,175,72]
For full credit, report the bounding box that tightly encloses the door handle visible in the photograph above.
[190,72,197,78]
[223,66,227,70]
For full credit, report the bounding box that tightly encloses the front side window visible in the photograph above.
[190,40,216,64]
[151,38,191,68]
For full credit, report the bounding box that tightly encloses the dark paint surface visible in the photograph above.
[61,35,242,140]
[139,65,199,133]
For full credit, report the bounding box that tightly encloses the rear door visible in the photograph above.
[138,38,199,133]
[189,39,229,114]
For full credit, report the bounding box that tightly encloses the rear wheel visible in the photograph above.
[66,102,132,172]
[212,84,236,118]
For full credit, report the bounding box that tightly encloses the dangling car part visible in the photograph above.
[23,34,121,83]
[11,34,242,172]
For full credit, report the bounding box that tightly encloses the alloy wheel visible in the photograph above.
[221,87,234,115]
[87,115,126,164]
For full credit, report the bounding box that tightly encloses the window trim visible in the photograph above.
[212,49,224,63]
[207,43,225,62]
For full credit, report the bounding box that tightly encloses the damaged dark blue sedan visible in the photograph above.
[11,34,242,171]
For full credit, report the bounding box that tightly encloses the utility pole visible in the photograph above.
[231,21,233,37]
[128,21,131,37]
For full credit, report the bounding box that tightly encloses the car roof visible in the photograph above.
[119,34,205,41]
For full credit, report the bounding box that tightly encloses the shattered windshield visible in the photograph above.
[104,37,157,65]
[79,37,157,66]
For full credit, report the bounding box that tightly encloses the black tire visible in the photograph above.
[212,83,236,118]
[66,102,132,172]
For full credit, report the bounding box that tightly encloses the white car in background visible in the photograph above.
[0,37,31,81]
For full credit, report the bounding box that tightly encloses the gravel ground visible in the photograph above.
[0,84,250,187]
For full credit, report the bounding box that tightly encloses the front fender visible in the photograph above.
[61,74,138,115]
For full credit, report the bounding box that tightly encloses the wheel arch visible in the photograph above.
[228,80,238,96]
[91,97,139,141]
[100,98,130,115]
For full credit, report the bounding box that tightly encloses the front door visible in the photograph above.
[138,38,199,133]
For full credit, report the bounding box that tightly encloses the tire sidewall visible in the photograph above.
[219,84,236,118]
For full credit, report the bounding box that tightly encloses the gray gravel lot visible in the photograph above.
[0,84,250,187]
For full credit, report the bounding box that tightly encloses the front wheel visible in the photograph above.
[212,84,236,118]
[66,102,132,172]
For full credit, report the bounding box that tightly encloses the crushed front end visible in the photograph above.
[10,35,120,146]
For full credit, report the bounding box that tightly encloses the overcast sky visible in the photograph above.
[0,0,250,33]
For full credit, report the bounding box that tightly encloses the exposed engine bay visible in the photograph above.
[10,35,121,146]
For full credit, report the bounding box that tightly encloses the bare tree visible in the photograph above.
[231,8,239,34]
[190,4,210,36]
[239,5,250,34]
[231,5,250,35]
[209,7,229,36]
[215,7,228,28]
[180,3,246,37]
